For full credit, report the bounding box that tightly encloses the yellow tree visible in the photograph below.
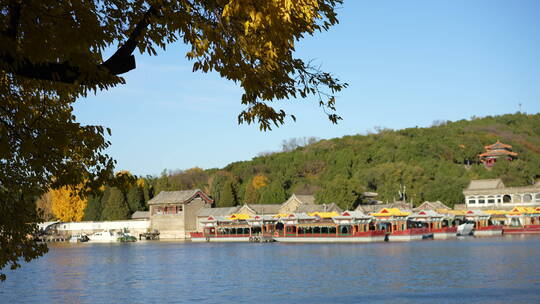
[50,187,88,222]
[0,0,346,280]
[252,175,269,190]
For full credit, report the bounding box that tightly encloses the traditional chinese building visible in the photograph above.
[463,179,540,209]
[148,189,214,239]
[479,140,518,167]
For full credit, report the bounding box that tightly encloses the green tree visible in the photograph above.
[219,180,237,207]
[101,188,130,220]
[127,186,146,213]
[259,181,288,204]
[244,182,260,204]
[83,194,103,221]
[315,177,363,210]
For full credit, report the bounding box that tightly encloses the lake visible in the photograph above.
[2,235,540,303]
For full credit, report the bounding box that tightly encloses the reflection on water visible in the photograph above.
[2,236,540,303]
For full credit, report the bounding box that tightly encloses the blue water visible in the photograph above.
[1,236,540,303]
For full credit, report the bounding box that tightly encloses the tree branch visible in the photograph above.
[0,6,158,84]
[5,0,22,40]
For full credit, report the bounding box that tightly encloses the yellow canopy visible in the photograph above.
[371,208,410,217]
[484,210,507,215]
[509,207,537,215]
[228,213,251,220]
[308,211,340,218]
[441,209,467,216]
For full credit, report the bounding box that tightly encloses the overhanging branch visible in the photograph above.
[0,6,158,85]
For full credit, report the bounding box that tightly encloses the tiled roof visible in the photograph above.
[485,140,512,150]
[147,189,213,205]
[295,195,316,205]
[131,211,150,219]
[197,207,239,217]
[466,179,505,190]
[414,201,450,211]
[246,204,282,214]
[356,202,413,213]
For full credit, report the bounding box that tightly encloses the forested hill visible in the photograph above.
[79,113,540,221]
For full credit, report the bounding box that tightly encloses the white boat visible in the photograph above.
[88,230,121,242]
[69,234,89,243]
[457,223,474,236]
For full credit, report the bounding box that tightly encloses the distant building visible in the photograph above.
[148,189,213,239]
[463,179,540,209]
[479,140,518,167]
[195,194,343,231]
[131,211,150,220]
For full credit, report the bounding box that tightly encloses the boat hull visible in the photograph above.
[388,234,424,242]
[433,232,457,239]
[474,229,503,236]
[503,225,540,235]
[273,236,386,243]
[191,236,251,242]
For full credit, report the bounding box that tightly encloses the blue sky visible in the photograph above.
[74,0,540,176]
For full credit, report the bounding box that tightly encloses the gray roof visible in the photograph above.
[357,202,413,213]
[295,195,316,205]
[334,210,370,219]
[414,201,450,211]
[246,204,282,214]
[147,189,212,205]
[409,210,443,218]
[297,202,342,213]
[131,211,150,219]
[466,179,505,190]
[197,207,239,217]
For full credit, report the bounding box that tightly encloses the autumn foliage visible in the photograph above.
[50,187,88,222]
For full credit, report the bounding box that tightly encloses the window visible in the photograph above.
[487,196,495,204]
[478,196,485,204]
[536,193,540,203]
[503,195,511,203]
[513,195,522,203]
[468,200,476,205]
[523,194,532,203]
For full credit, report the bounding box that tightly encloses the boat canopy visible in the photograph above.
[371,208,410,217]
[308,211,340,218]
[228,213,251,220]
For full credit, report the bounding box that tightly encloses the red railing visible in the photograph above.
[430,227,457,233]
[476,225,503,231]
[278,231,386,238]
[524,224,540,229]
[391,228,430,236]
[190,232,252,238]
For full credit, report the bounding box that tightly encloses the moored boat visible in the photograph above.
[273,211,387,243]
[408,210,458,239]
[88,230,122,242]
[69,234,89,243]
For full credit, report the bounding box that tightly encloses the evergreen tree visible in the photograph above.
[259,182,287,204]
[219,180,237,207]
[101,188,130,220]
[83,194,103,221]
[127,186,146,212]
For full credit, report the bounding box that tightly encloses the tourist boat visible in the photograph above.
[371,208,431,241]
[68,234,89,243]
[464,210,503,236]
[88,230,123,242]
[408,210,457,239]
[272,211,387,243]
[501,207,540,234]
[191,214,276,242]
